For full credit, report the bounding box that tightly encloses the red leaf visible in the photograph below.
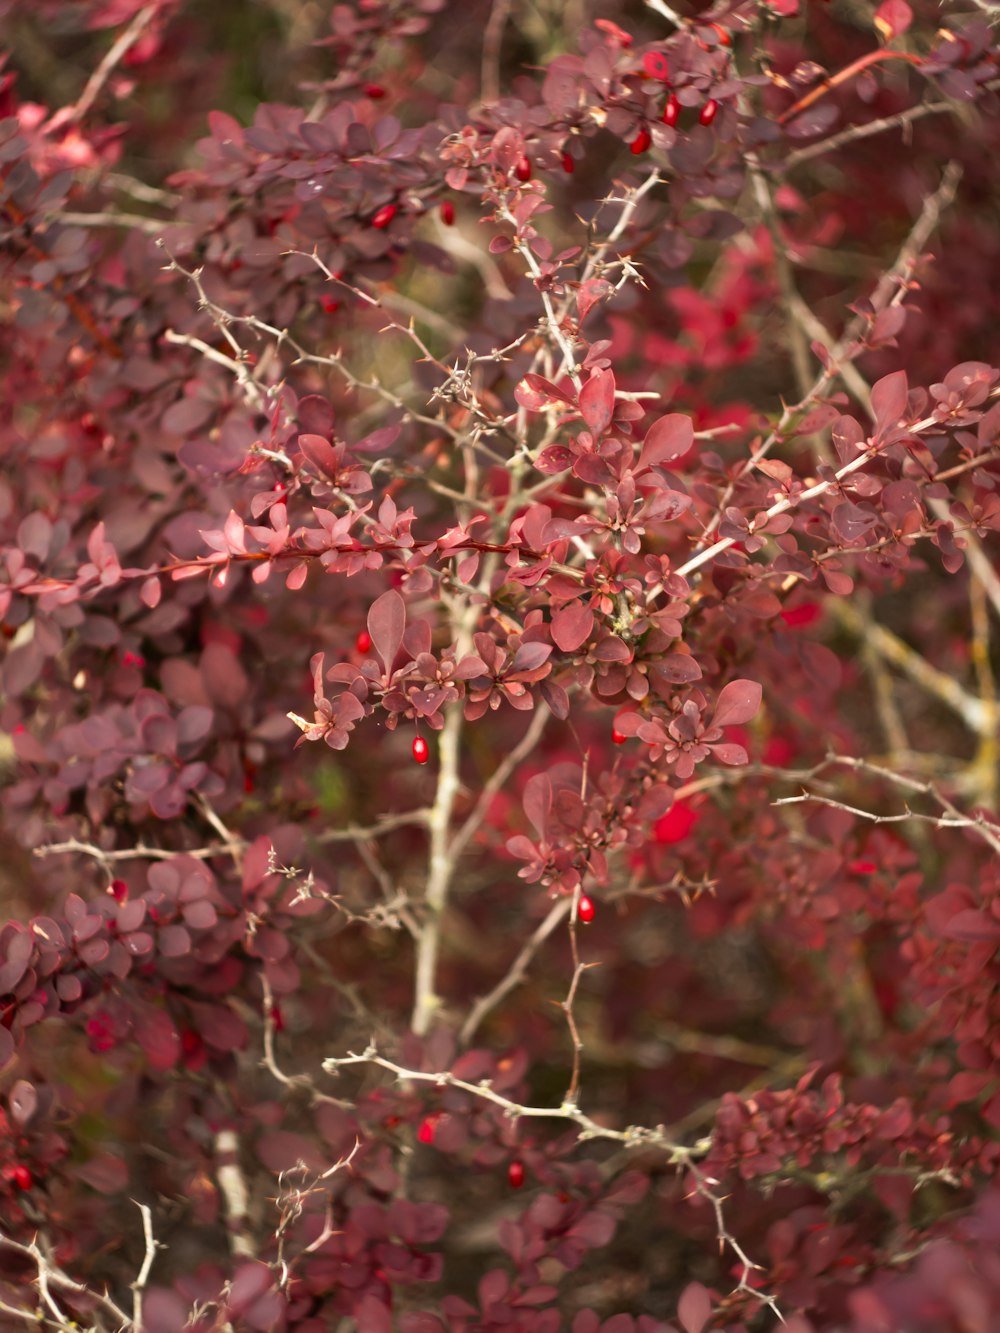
[551,604,594,652]
[710,742,749,766]
[523,773,552,838]
[874,0,912,40]
[579,369,615,437]
[140,575,161,608]
[640,413,694,470]
[368,589,406,671]
[944,909,1000,942]
[712,678,762,728]
[870,369,908,436]
[678,1281,712,1333]
[299,433,340,479]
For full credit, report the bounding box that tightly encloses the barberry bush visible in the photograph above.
[1,0,999,1327]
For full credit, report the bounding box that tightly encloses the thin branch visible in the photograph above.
[412,699,467,1035]
[780,82,1000,173]
[449,704,550,863]
[460,896,571,1044]
[322,1044,783,1322]
[0,1232,130,1329]
[314,810,432,843]
[777,752,1000,858]
[33,836,231,865]
[831,599,989,735]
[130,1201,159,1328]
[49,210,167,234]
[69,3,159,123]
[214,1129,255,1258]
[481,0,512,105]
[324,1043,690,1150]
[670,161,963,585]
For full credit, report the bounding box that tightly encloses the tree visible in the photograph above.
[1,0,999,1327]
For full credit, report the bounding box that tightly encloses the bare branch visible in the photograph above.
[460,896,571,1044]
[68,3,160,123]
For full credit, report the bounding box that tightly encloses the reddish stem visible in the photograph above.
[778,50,923,127]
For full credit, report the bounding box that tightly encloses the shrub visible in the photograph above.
[1,0,999,1328]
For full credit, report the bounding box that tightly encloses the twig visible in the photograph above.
[49,210,167,234]
[314,810,432,843]
[481,0,512,105]
[776,753,1000,858]
[322,1043,783,1322]
[460,896,570,1044]
[670,161,963,585]
[69,3,160,123]
[33,836,232,865]
[0,1231,130,1329]
[831,600,989,735]
[214,1129,255,1258]
[780,82,1000,173]
[130,1201,159,1328]
[449,704,549,863]
[412,700,467,1035]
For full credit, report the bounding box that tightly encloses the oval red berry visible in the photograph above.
[612,728,627,745]
[514,155,532,182]
[508,1160,526,1188]
[10,1165,33,1191]
[630,128,652,155]
[699,99,719,126]
[440,200,455,225]
[412,736,430,764]
[578,895,595,924]
[561,151,575,174]
[355,630,372,655]
[372,203,397,230]
[663,95,680,127]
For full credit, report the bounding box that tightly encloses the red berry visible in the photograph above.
[363,82,386,99]
[643,51,671,81]
[514,155,532,182]
[699,99,719,127]
[578,895,595,924]
[10,1165,32,1191]
[630,127,652,155]
[412,736,430,764]
[561,151,575,174]
[371,203,397,230]
[180,1028,202,1057]
[417,1114,438,1144]
[440,200,455,226]
[612,728,627,745]
[321,297,339,313]
[355,629,372,655]
[508,1160,526,1188]
[663,95,680,127]
[107,879,128,902]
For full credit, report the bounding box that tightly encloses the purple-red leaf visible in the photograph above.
[299,433,341,479]
[551,604,594,653]
[579,369,615,437]
[678,1281,712,1333]
[870,369,908,436]
[712,678,762,728]
[639,413,694,470]
[368,589,406,671]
